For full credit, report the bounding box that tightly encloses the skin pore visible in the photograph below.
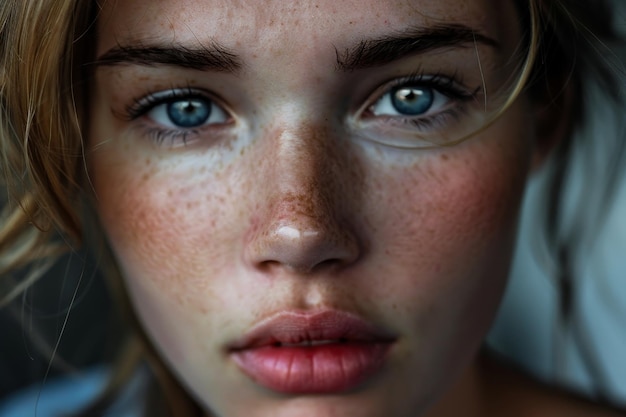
[88,0,556,416]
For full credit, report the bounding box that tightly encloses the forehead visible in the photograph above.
[96,0,521,55]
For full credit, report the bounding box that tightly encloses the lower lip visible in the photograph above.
[231,342,390,394]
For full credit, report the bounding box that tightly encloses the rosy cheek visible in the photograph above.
[385,125,529,256]
[360,120,532,325]
[92,150,240,304]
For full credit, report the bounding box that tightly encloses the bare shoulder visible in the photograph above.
[480,353,626,417]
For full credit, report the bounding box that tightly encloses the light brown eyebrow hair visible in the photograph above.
[92,41,243,73]
[335,24,500,71]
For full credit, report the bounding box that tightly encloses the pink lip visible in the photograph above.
[229,310,395,394]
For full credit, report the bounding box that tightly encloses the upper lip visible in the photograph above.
[229,310,396,351]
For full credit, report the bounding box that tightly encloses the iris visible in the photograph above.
[167,99,211,127]
[390,86,434,115]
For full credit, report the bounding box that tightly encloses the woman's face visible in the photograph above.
[90,0,537,415]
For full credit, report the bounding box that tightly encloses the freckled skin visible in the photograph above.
[89,1,537,416]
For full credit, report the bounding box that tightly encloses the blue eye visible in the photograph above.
[371,84,448,118]
[143,93,229,129]
[353,74,483,149]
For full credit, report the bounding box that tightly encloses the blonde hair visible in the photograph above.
[0,0,621,415]
[0,1,90,302]
[0,2,198,415]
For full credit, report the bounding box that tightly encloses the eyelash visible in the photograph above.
[126,87,204,119]
[124,87,225,146]
[140,126,199,146]
[122,72,480,147]
[365,71,480,130]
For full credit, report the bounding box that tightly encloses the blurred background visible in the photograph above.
[0,251,119,399]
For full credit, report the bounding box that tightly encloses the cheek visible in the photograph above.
[392,153,522,263]
[91,150,243,304]
[90,150,253,365]
[353,121,533,398]
[378,110,531,269]
[365,113,534,330]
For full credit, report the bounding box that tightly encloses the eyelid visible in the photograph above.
[125,87,231,121]
[359,72,475,115]
[121,87,235,148]
[349,72,483,149]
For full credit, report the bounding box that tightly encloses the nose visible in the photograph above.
[244,127,361,274]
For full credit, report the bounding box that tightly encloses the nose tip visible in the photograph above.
[245,201,360,274]
[244,124,362,275]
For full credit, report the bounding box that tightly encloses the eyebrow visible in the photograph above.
[92,24,497,74]
[335,24,500,71]
[92,41,242,73]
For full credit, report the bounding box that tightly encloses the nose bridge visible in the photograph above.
[273,125,334,218]
[245,122,360,274]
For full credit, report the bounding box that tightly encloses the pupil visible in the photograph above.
[391,86,434,115]
[167,99,211,127]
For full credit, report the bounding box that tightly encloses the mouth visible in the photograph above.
[229,310,396,394]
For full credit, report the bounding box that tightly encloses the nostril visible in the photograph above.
[257,256,351,274]
[315,258,346,270]
[257,260,281,272]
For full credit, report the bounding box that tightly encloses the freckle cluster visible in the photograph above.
[246,123,370,258]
